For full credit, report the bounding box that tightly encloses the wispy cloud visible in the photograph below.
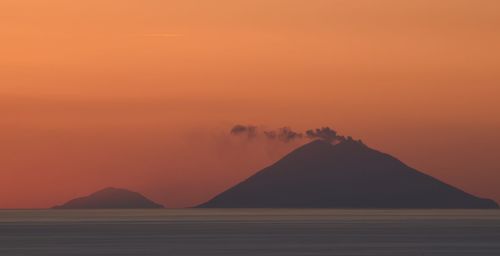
[133,33,185,38]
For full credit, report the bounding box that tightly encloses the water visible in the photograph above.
[0,209,499,256]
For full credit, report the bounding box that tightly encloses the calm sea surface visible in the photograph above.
[0,209,499,256]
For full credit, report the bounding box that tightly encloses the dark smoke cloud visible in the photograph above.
[230,125,257,138]
[305,127,346,143]
[264,127,303,143]
[230,125,347,144]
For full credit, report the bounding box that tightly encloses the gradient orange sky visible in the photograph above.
[1,0,500,208]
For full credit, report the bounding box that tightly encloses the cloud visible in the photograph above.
[136,33,184,38]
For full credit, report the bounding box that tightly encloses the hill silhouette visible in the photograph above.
[53,187,164,209]
[199,139,498,209]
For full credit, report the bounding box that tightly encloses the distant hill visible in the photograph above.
[53,187,164,209]
[199,139,498,209]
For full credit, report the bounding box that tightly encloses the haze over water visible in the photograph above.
[2,0,500,209]
[1,209,499,256]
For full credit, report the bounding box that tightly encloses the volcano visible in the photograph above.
[53,187,164,209]
[199,139,498,209]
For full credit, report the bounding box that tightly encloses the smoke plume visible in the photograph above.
[230,125,257,138]
[305,127,346,143]
[264,127,303,142]
[230,125,347,144]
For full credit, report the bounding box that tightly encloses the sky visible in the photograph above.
[1,0,500,208]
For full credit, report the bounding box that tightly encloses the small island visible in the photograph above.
[53,187,164,209]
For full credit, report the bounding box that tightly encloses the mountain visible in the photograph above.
[53,187,164,209]
[199,139,498,209]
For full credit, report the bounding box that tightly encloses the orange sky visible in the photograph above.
[1,0,500,208]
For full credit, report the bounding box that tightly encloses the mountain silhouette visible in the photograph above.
[199,139,498,209]
[53,187,164,209]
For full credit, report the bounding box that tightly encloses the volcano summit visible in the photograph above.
[199,139,498,209]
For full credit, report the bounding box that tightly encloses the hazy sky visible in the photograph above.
[1,0,500,208]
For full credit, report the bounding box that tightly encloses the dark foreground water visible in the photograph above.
[0,209,499,256]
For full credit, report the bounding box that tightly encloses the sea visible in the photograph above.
[0,209,499,256]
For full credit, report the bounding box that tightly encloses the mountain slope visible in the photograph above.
[199,140,498,209]
[53,187,164,209]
